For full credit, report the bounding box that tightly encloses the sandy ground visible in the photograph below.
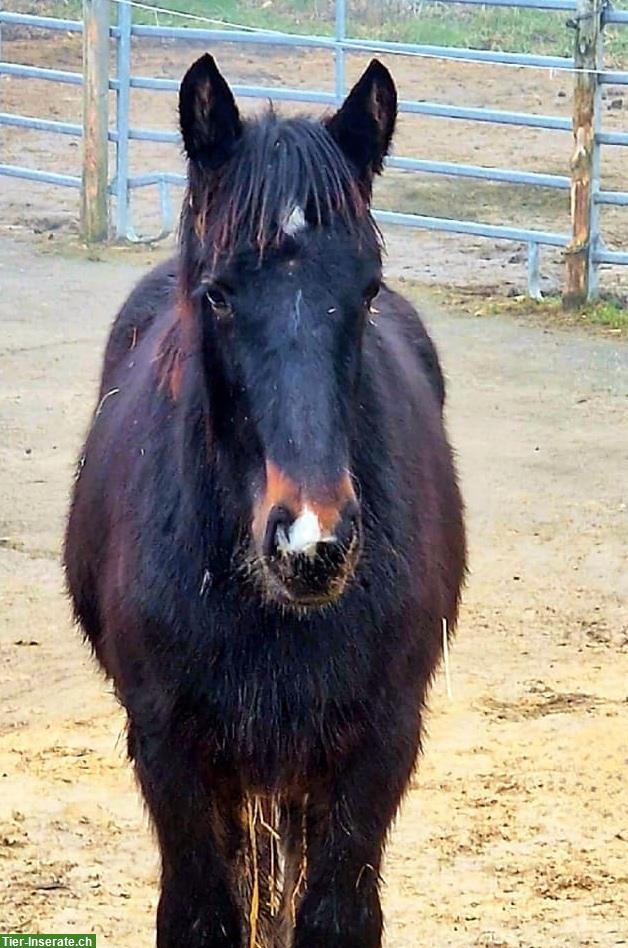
[0,232,627,946]
[1,30,627,296]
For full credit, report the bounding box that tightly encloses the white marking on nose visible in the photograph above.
[283,205,307,236]
[275,505,335,556]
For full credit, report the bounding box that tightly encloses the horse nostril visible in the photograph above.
[263,505,294,559]
[258,498,362,606]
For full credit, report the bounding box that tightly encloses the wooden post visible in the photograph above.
[563,0,603,308]
[81,0,110,243]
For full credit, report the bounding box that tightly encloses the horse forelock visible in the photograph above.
[179,112,380,286]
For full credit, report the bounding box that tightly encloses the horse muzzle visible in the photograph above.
[252,462,361,607]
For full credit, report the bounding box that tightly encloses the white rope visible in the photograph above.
[108,0,619,78]
[109,0,285,33]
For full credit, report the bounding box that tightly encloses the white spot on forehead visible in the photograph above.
[275,505,336,557]
[282,205,307,237]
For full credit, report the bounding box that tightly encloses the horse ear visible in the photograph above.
[179,53,242,170]
[325,59,397,191]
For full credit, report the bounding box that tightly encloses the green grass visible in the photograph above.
[580,298,628,331]
[12,0,628,64]
[463,291,628,334]
[10,0,319,34]
[390,277,628,336]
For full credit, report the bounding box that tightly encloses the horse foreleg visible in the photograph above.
[291,724,420,948]
[128,718,244,948]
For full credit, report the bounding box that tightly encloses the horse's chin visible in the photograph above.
[258,558,356,613]
[269,585,345,612]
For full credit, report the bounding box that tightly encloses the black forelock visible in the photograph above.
[180,110,381,281]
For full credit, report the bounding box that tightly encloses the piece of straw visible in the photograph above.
[290,794,309,925]
[442,617,453,700]
[246,797,260,948]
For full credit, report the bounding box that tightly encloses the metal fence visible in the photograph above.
[1,0,627,303]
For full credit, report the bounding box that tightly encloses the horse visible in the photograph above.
[64,54,466,948]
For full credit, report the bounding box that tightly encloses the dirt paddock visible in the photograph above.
[0,230,626,946]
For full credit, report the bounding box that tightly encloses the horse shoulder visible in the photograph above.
[100,258,179,394]
[375,285,446,408]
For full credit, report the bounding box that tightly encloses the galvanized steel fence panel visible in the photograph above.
[1,0,627,299]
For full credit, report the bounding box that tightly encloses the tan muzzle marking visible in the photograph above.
[253,460,356,551]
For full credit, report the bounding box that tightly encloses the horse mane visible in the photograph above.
[179,111,380,286]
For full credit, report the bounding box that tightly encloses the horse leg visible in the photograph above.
[291,726,419,948]
[127,717,244,948]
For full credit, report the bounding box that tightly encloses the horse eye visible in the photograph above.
[205,286,232,321]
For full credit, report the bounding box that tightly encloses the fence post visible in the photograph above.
[81,0,110,243]
[527,242,541,300]
[563,0,603,307]
[335,0,346,104]
[115,0,131,240]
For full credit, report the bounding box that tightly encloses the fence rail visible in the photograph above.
[0,0,627,302]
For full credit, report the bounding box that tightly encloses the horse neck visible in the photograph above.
[166,295,252,553]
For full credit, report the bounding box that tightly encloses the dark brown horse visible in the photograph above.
[65,54,466,948]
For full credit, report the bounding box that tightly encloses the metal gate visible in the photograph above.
[1,0,627,302]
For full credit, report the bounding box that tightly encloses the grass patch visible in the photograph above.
[10,0,628,64]
[392,277,627,337]
[452,288,628,335]
[574,298,628,332]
